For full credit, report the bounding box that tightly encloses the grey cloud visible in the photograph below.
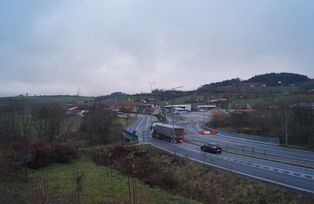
[0,0,314,96]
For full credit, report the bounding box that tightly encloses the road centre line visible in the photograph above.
[148,141,314,195]
[131,116,314,194]
[172,143,314,181]
[135,116,145,133]
[187,122,314,164]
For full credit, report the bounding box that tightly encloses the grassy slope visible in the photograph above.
[0,157,198,204]
[0,95,94,104]
[229,94,314,106]
[116,117,136,128]
[93,145,314,204]
[125,92,313,107]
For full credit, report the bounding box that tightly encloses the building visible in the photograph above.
[163,104,192,112]
[196,104,217,111]
[66,107,89,117]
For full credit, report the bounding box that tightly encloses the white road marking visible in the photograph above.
[180,145,314,181]
[148,142,314,194]
[135,117,145,133]
[130,116,314,193]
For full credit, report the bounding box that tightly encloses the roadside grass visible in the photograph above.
[92,144,314,204]
[1,144,313,203]
[229,94,314,106]
[229,96,277,106]
[280,144,314,152]
[159,94,204,106]
[116,116,136,128]
[0,156,199,204]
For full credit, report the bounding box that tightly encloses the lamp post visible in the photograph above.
[148,82,155,93]
[170,86,184,155]
[279,81,289,145]
[285,101,288,145]
[283,91,288,145]
[285,94,288,145]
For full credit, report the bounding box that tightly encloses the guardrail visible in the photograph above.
[123,129,138,141]
[219,130,280,145]
[200,124,280,145]
[223,144,314,169]
[185,138,314,169]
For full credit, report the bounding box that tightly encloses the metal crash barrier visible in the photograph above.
[123,129,138,141]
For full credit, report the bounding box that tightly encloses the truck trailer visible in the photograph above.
[151,123,184,143]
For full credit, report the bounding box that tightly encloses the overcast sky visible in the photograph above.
[1,0,314,96]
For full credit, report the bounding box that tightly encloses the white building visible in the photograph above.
[164,104,192,112]
[196,104,217,111]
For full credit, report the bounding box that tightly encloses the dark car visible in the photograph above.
[200,143,222,153]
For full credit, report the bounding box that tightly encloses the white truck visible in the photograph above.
[151,123,184,143]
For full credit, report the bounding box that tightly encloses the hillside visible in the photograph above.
[195,72,312,95]
[16,73,309,104]
[244,72,311,86]
[0,95,94,105]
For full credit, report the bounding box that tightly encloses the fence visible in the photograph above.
[223,143,314,169]
[184,138,314,169]
[201,124,280,145]
[217,129,280,145]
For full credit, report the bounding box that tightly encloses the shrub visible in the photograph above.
[0,142,78,172]
[26,143,77,169]
[0,147,21,176]
[27,143,52,169]
[80,110,114,145]
[52,143,77,163]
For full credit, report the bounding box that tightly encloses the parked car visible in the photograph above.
[200,143,222,153]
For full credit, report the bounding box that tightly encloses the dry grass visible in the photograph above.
[92,144,314,204]
[0,155,198,204]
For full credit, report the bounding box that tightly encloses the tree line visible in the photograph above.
[210,97,314,148]
[0,99,122,144]
[0,99,123,173]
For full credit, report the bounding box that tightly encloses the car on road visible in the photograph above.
[200,143,222,153]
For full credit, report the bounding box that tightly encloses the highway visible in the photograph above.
[126,113,314,194]
[180,121,314,166]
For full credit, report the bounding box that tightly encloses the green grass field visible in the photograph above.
[229,94,314,106]
[0,157,198,204]
[116,116,136,128]
[0,95,94,104]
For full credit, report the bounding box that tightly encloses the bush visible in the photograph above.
[52,144,77,164]
[0,142,78,173]
[92,145,179,190]
[27,143,52,169]
[25,143,77,169]
[91,144,314,203]
[80,110,114,145]
[0,147,21,176]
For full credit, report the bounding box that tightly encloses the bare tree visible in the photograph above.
[33,103,65,143]
[80,109,115,145]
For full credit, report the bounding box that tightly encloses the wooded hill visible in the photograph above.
[244,72,311,86]
[93,72,313,101]
[198,72,312,92]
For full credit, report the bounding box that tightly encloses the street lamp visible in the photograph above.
[283,92,289,145]
[170,86,184,155]
[277,81,289,145]
[285,101,289,145]
[148,82,156,93]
